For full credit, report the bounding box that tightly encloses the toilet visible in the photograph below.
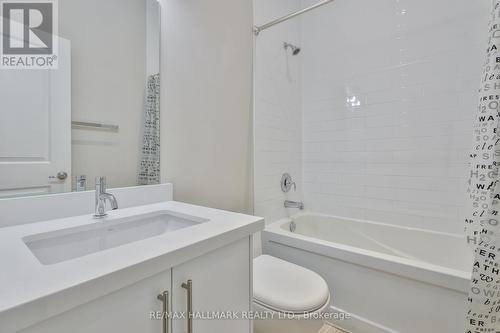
[253,255,331,333]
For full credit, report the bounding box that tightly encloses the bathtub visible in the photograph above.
[261,213,473,333]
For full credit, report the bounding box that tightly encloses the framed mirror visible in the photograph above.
[0,0,161,198]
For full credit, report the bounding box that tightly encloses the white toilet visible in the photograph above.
[253,255,331,333]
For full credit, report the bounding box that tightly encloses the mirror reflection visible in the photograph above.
[0,0,161,198]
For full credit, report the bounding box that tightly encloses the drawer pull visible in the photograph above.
[157,291,169,333]
[181,280,193,333]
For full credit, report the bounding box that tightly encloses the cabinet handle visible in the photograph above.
[157,291,169,333]
[181,280,193,333]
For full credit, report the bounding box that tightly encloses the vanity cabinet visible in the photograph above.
[18,238,251,333]
[172,237,251,333]
[19,270,172,333]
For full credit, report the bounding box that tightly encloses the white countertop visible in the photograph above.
[0,201,264,332]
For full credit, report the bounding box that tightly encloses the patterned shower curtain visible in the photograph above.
[138,73,160,185]
[465,1,500,332]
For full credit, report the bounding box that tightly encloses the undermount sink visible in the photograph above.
[23,211,209,265]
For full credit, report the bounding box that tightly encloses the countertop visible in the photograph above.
[0,201,264,332]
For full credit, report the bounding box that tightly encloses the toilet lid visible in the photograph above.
[253,255,330,313]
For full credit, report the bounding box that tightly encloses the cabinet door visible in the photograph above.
[172,238,251,333]
[19,270,172,333]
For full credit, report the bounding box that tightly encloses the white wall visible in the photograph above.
[59,0,148,190]
[159,0,253,213]
[146,0,160,76]
[300,0,490,234]
[254,0,303,224]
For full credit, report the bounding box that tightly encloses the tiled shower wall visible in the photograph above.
[300,0,490,234]
[254,0,491,235]
[254,0,303,224]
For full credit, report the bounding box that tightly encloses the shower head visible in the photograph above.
[284,42,301,55]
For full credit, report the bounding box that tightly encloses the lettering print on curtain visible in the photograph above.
[465,1,500,332]
[138,73,160,185]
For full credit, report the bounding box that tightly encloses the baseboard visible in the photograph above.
[326,305,399,333]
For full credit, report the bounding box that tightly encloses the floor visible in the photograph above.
[318,323,349,333]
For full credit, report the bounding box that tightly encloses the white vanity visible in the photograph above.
[0,184,264,333]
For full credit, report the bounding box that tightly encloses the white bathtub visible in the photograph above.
[261,213,473,333]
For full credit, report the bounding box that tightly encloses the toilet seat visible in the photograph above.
[253,255,330,314]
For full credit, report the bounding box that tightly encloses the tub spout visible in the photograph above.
[284,200,304,210]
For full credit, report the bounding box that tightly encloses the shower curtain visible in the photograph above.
[465,1,500,331]
[138,73,160,185]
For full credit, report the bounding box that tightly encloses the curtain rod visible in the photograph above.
[253,0,336,36]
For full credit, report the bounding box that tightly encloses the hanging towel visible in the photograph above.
[138,73,160,185]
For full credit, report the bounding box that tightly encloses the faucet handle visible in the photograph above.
[281,173,296,193]
[95,176,106,189]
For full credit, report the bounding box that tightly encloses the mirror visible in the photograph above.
[0,0,161,198]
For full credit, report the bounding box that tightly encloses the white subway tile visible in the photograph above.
[255,0,488,234]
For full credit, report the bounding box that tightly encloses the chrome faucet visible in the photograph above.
[94,177,118,218]
[284,200,304,210]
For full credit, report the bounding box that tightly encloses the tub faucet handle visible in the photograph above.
[281,173,296,193]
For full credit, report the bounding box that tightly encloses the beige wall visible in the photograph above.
[160,0,253,213]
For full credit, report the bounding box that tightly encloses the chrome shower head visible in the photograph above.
[284,42,301,55]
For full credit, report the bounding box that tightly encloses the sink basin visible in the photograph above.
[23,211,209,265]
